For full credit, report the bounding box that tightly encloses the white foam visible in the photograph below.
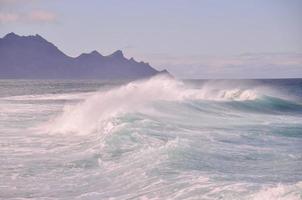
[219,89,258,101]
[1,91,95,101]
[251,182,302,200]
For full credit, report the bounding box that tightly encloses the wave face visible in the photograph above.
[0,77,302,200]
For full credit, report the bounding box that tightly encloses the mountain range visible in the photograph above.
[0,32,169,79]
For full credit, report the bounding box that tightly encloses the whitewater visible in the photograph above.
[0,76,301,200]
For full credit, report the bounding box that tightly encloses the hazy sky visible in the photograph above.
[0,0,301,78]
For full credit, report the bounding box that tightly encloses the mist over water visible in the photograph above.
[0,76,302,200]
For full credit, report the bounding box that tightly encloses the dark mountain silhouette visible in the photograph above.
[0,33,170,79]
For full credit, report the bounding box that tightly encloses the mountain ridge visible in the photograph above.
[0,33,170,79]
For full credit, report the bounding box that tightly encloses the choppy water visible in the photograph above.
[0,76,302,200]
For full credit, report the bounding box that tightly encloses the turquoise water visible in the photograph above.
[0,76,301,199]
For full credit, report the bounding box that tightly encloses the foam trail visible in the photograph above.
[1,91,95,101]
[251,182,302,200]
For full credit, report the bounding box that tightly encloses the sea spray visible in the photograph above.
[44,75,260,134]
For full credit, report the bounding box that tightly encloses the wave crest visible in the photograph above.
[42,75,261,134]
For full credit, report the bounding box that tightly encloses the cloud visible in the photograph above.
[0,0,18,4]
[28,10,56,22]
[0,12,19,23]
[0,0,37,5]
[150,53,302,79]
[0,10,57,23]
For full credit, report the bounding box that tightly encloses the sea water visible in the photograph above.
[0,76,301,200]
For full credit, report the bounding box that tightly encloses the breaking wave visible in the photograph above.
[5,76,300,199]
[43,75,266,134]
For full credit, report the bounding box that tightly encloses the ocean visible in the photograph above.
[0,76,301,200]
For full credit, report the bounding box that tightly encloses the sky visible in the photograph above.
[0,0,301,78]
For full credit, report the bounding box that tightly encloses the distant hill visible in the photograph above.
[0,32,170,79]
